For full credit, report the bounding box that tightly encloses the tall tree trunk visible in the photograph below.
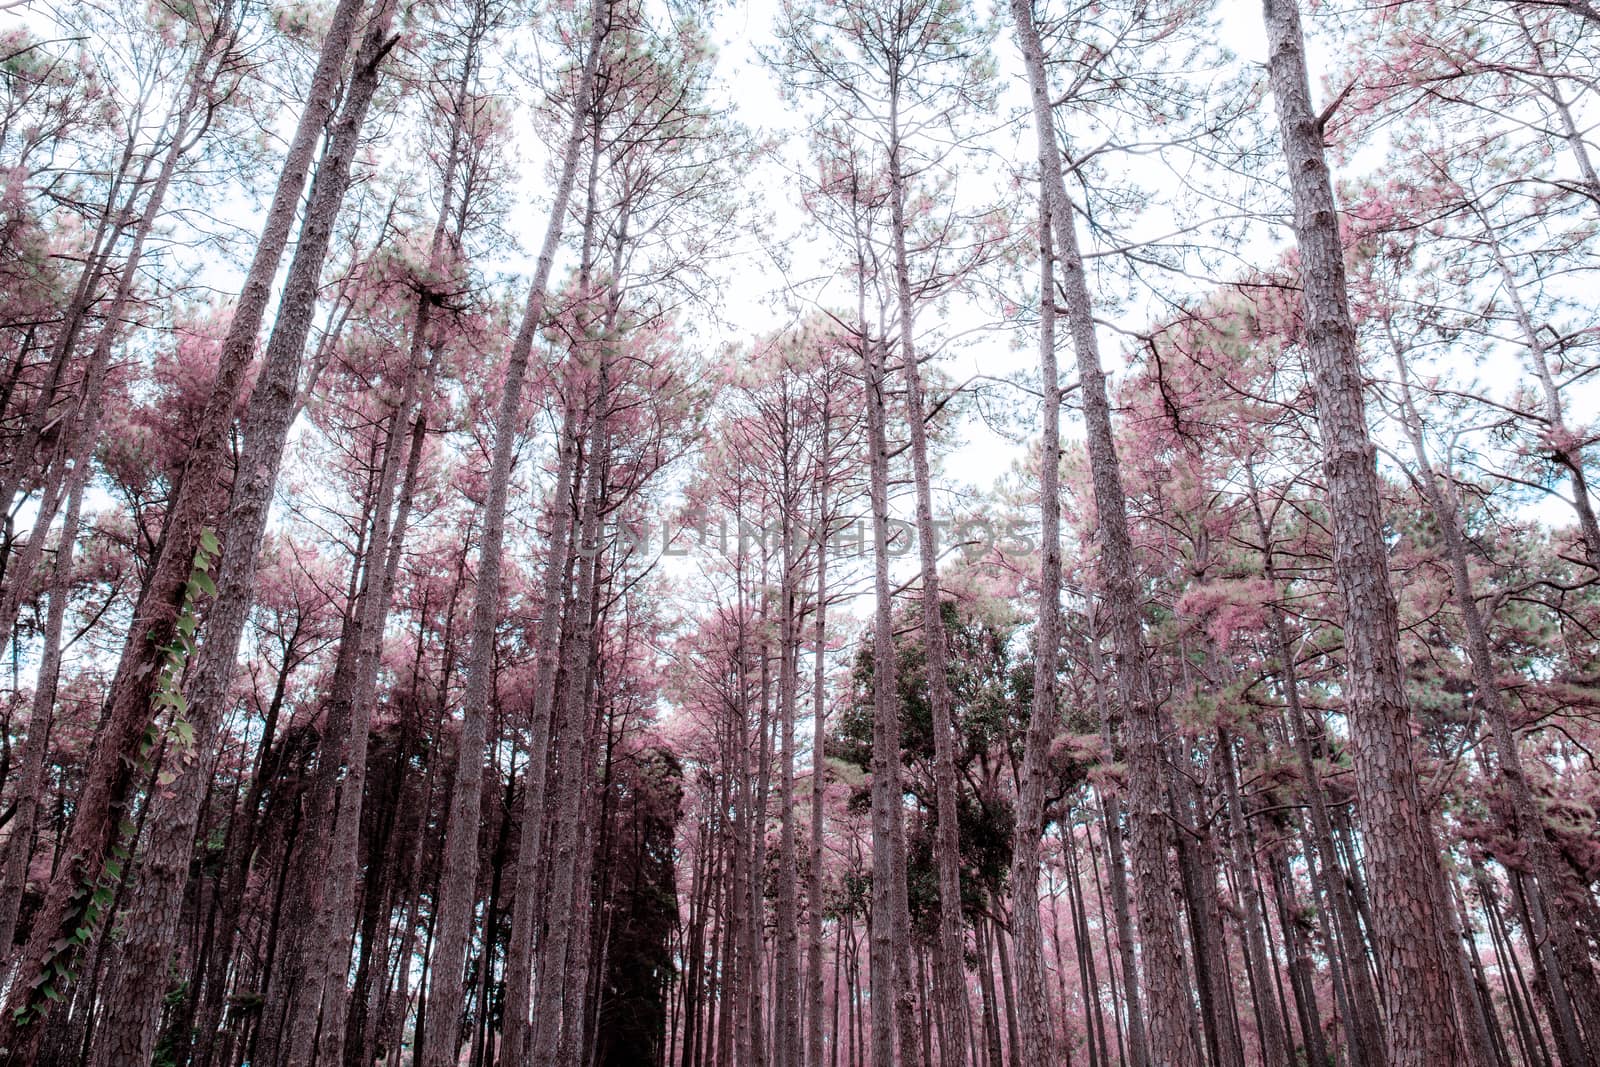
[88,9,400,1063]
[503,51,605,1058]
[528,360,612,1067]
[0,0,369,1051]
[1007,184,1065,1065]
[885,58,969,1067]
[862,296,907,1067]
[500,399,582,1064]
[775,412,804,1067]
[1010,3,1200,1062]
[1262,3,1466,1058]
[421,4,610,1060]
[746,632,774,1067]
[806,414,832,1067]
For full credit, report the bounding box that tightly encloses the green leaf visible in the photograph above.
[190,569,217,596]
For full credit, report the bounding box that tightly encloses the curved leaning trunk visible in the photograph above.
[0,0,241,669]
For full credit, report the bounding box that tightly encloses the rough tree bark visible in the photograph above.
[88,7,400,1062]
[1262,0,1469,1061]
[0,0,368,1051]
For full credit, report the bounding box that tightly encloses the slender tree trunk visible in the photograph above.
[1063,823,1101,1067]
[992,914,1021,1066]
[1247,467,1386,1067]
[807,420,832,1067]
[1475,858,1550,1067]
[1010,3,1200,1061]
[558,661,611,1066]
[884,62,968,1067]
[976,915,1004,1067]
[746,633,773,1067]
[0,456,86,962]
[1478,232,1600,570]
[1218,729,1289,1067]
[775,418,804,1067]
[1267,840,1330,1067]
[1007,184,1065,1065]
[421,5,610,1060]
[1170,763,1243,1067]
[862,298,906,1067]
[1084,819,1129,1067]
[1085,607,1148,1067]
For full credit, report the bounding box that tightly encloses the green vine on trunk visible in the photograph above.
[11,528,220,1029]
